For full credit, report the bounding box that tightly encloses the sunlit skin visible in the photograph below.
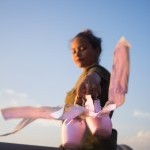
[70,37,101,105]
[71,37,98,71]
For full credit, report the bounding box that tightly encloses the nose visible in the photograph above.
[76,50,81,57]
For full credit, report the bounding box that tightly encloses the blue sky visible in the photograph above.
[0,0,150,149]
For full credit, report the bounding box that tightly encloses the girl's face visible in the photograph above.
[71,37,98,69]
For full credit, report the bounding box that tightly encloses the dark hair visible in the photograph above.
[73,29,102,62]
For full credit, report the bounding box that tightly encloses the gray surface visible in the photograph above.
[0,142,60,150]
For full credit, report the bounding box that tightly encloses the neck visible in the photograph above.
[81,62,99,72]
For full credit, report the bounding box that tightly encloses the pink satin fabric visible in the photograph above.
[109,37,130,107]
[0,37,130,147]
[86,99,112,138]
[62,119,86,149]
[1,106,61,120]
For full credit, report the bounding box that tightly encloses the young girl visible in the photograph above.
[63,30,117,150]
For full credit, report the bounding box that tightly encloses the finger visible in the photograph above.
[91,82,101,99]
[74,96,83,106]
[85,81,92,95]
[75,83,86,106]
[91,84,97,99]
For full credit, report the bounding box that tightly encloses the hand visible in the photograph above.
[74,72,101,106]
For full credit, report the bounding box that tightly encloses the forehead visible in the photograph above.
[71,37,90,48]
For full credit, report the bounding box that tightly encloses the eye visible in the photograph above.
[71,49,76,54]
[79,46,86,51]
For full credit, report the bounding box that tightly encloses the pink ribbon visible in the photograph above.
[108,37,130,107]
[0,96,115,136]
[0,37,130,136]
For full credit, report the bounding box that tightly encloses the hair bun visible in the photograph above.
[81,29,93,35]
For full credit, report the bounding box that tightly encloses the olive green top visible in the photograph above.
[65,64,110,110]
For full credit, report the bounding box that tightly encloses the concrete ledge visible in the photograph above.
[0,142,59,150]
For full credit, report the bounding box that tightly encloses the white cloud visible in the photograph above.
[3,89,16,95]
[133,110,150,119]
[3,89,28,99]
[0,89,30,107]
[122,130,150,150]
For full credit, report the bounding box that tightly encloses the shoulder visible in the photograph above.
[87,65,110,82]
[99,65,110,82]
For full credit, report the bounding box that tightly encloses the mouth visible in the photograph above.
[75,58,83,62]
